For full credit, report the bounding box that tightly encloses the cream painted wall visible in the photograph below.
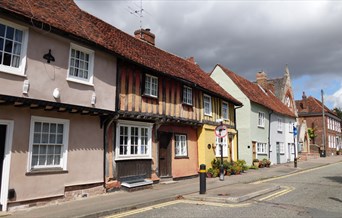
[0,106,103,202]
[0,17,117,111]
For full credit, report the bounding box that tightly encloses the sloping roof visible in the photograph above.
[0,0,242,106]
[296,96,336,116]
[216,64,296,118]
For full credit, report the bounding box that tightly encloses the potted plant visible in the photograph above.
[337,149,340,155]
[253,159,259,167]
[207,168,214,178]
[259,160,264,168]
[266,159,271,167]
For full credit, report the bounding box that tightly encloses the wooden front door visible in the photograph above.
[252,141,257,160]
[158,132,172,177]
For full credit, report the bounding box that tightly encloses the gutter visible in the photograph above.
[268,110,274,159]
[234,104,243,160]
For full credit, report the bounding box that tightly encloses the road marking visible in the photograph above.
[258,186,294,201]
[251,162,341,184]
[105,200,250,218]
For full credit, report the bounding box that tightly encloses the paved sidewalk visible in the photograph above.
[7,155,342,218]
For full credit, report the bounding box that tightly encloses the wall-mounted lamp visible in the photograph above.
[212,143,216,150]
[22,79,30,94]
[91,92,96,105]
[43,49,55,63]
[53,88,60,99]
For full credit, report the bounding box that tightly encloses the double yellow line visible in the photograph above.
[258,186,294,201]
[106,200,250,218]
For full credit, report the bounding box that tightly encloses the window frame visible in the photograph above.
[203,94,212,116]
[277,117,283,132]
[175,134,188,158]
[258,112,265,128]
[257,142,267,154]
[182,85,193,106]
[115,120,153,160]
[28,116,69,171]
[0,18,28,77]
[144,74,158,98]
[67,43,95,86]
[222,101,229,120]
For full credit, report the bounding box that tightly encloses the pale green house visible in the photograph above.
[210,64,295,165]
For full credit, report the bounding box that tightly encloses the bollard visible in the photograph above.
[294,158,297,168]
[199,164,206,194]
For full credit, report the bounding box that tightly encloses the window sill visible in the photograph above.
[115,156,152,161]
[204,114,212,117]
[175,156,189,159]
[67,77,94,87]
[26,168,68,175]
[142,94,158,100]
[182,102,193,107]
[0,69,26,78]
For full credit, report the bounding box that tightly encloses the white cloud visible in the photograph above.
[327,83,342,109]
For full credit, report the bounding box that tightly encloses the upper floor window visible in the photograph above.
[175,134,188,157]
[222,101,229,120]
[203,94,212,116]
[67,43,94,85]
[183,86,192,105]
[116,121,152,160]
[0,19,28,76]
[144,74,158,97]
[258,112,265,127]
[28,116,69,171]
[289,122,293,133]
[277,117,283,132]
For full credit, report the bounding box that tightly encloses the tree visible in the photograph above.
[333,107,342,119]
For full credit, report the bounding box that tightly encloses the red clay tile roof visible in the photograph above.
[0,0,242,106]
[216,64,296,118]
[296,96,334,115]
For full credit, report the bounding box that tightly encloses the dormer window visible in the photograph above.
[285,96,291,108]
[144,74,158,98]
[183,86,192,105]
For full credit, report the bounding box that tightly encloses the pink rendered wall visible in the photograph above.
[157,125,199,178]
[0,105,103,202]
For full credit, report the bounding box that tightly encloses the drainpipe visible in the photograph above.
[234,104,243,160]
[268,110,273,159]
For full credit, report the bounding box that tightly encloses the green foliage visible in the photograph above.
[333,107,342,119]
[253,158,259,162]
[249,165,259,170]
[307,128,317,140]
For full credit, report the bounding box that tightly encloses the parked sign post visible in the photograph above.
[215,125,227,181]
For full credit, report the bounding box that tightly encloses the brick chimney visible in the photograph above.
[134,28,155,46]
[256,71,268,90]
[301,91,308,111]
[186,57,196,64]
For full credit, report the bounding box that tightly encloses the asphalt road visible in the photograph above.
[107,162,342,218]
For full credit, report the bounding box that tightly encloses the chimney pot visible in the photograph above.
[134,28,155,46]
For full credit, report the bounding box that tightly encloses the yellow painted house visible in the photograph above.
[197,95,241,168]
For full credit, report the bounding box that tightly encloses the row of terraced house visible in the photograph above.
[0,0,341,211]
